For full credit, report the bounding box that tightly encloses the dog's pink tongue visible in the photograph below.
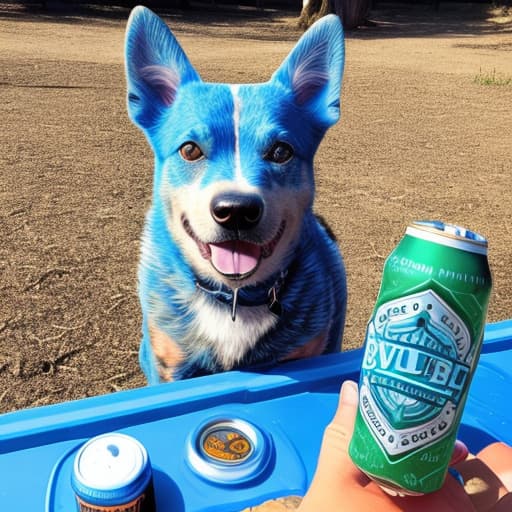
[209,240,261,276]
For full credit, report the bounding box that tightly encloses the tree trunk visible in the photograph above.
[298,0,332,30]
[298,0,370,30]
[335,0,371,30]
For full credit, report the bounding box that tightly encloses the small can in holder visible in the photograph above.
[71,432,155,512]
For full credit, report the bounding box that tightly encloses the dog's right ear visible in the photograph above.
[125,6,201,131]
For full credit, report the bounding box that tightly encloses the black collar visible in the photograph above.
[196,269,287,321]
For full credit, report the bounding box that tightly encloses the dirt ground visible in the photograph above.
[0,2,511,505]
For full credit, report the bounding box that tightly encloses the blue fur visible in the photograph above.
[158,82,237,186]
[125,6,347,384]
[237,84,318,190]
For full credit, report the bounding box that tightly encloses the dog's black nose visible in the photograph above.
[210,192,264,231]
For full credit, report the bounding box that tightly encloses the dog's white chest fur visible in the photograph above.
[190,292,278,369]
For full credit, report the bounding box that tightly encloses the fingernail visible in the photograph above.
[341,380,359,405]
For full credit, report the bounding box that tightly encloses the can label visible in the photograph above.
[360,290,472,457]
[76,493,147,512]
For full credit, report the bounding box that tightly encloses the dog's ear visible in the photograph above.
[125,6,201,130]
[271,14,344,127]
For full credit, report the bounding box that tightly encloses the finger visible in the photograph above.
[455,457,508,511]
[449,440,469,466]
[477,443,512,491]
[489,493,512,512]
[395,472,477,512]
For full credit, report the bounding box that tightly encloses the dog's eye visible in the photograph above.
[264,142,294,164]
[179,142,204,162]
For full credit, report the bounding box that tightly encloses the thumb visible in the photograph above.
[312,380,364,485]
[330,379,359,436]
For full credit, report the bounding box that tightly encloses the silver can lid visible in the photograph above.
[407,221,488,255]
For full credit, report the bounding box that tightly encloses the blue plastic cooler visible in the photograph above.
[0,320,511,511]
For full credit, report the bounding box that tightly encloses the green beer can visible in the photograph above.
[348,220,492,496]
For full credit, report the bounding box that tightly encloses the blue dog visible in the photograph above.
[125,6,347,384]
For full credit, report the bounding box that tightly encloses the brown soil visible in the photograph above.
[0,2,511,506]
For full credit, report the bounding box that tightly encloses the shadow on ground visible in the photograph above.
[0,0,510,41]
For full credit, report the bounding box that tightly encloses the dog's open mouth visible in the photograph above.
[182,215,286,280]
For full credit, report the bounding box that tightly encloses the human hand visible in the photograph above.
[455,442,512,512]
[298,380,511,512]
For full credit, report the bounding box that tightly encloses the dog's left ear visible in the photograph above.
[271,14,344,128]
